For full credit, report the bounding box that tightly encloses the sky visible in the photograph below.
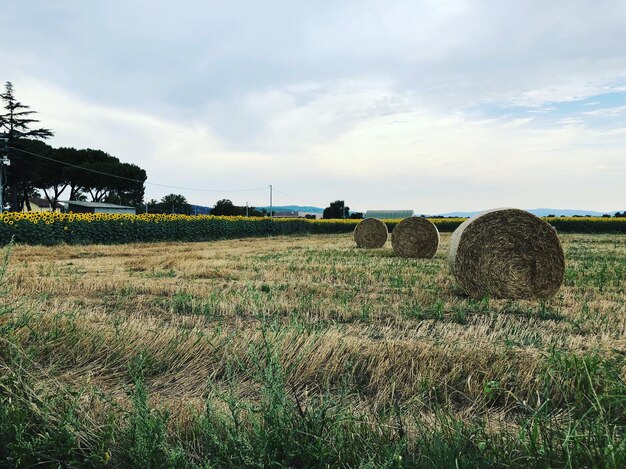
[1,0,625,213]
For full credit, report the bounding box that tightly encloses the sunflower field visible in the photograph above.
[0,211,624,246]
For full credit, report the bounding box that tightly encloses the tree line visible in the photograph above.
[0,82,146,211]
[323,200,362,219]
[144,196,268,216]
[146,197,363,219]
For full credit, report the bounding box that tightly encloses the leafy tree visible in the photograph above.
[32,145,83,209]
[145,199,160,213]
[349,212,364,219]
[148,194,192,214]
[212,199,239,216]
[102,162,146,207]
[8,143,147,210]
[0,82,53,210]
[55,147,89,201]
[162,193,192,214]
[26,145,146,209]
[212,199,266,217]
[323,200,349,219]
[6,139,54,211]
[66,149,146,206]
[76,150,123,202]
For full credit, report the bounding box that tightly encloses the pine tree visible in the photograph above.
[0,81,54,211]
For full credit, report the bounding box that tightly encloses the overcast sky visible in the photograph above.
[2,0,625,212]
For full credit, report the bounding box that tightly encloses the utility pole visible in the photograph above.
[246,202,249,217]
[0,136,9,213]
[269,184,273,219]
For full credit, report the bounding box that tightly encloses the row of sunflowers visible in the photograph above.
[0,211,624,246]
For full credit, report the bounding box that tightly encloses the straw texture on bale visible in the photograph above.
[449,208,565,299]
[353,218,388,249]
[391,217,439,258]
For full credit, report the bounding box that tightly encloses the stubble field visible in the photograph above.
[1,233,625,467]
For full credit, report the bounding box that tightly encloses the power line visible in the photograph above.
[7,146,324,207]
[7,146,268,193]
[9,146,142,182]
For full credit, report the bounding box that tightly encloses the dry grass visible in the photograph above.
[1,232,625,464]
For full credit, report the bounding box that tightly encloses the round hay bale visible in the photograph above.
[448,208,565,299]
[353,218,388,249]
[391,217,439,258]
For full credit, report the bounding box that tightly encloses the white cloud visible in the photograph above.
[582,105,626,117]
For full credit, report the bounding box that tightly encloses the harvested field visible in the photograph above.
[1,233,625,467]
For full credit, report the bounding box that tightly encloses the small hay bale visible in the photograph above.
[448,208,565,299]
[353,218,388,249]
[391,217,439,258]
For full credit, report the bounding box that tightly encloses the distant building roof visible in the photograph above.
[273,211,299,218]
[64,201,135,209]
[364,210,414,219]
[297,211,320,218]
[29,197,64,209]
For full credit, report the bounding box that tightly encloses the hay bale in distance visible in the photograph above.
[391,217,439,258]
[353,218,388,249]
[448,208,565,299]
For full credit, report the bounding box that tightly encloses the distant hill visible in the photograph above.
[190,204,212,215]
[430,208,617,218]
[256,205,324,213]
[527,208,617,217]
[190,204,618,218]
[188,204,326,215]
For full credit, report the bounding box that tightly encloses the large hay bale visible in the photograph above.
[353,218,388,249]
[391,217,439,258]
[448,208,564,299]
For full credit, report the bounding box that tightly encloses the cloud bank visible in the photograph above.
[2,0,625,212]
